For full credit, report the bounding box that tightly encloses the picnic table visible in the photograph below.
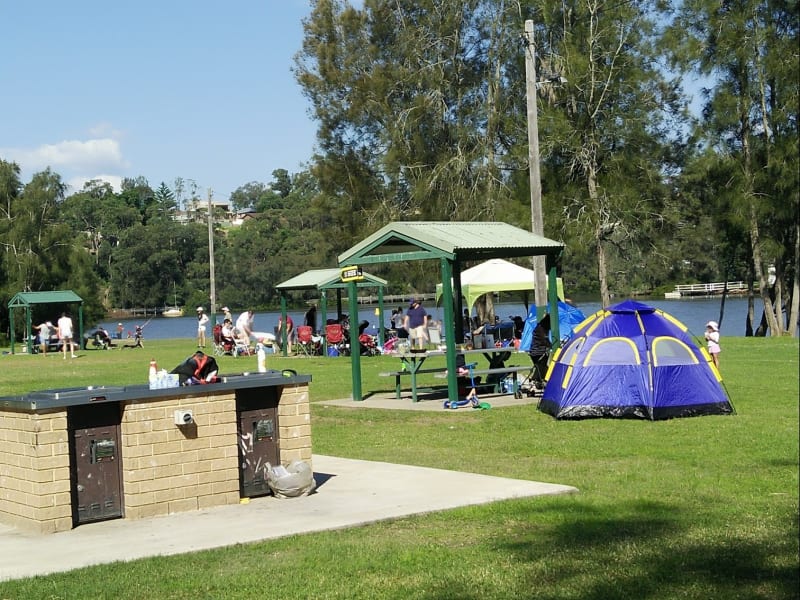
[380,346,532,402]
[380,349,446,402]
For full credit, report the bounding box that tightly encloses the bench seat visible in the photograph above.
[379,367,449,400]
[435,365,532,398]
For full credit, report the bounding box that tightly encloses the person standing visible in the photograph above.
[705,320,721,370]
[403,298,428,350]
[278,314,294,354]
[196,307,210,348]
[116,322,124,339]
[57,312,76,359]
[35,321,52,355]
[304,304,317,333]
[236,310,255,347]
[220,306,232,322]
[528,314,551,388]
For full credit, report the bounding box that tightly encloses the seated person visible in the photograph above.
[220,319,236,352]
[85,326,114,349]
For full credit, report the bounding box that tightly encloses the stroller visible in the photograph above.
[357,320,380,356]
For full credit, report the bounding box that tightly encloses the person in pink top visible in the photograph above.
[278,314,294,354]
[705,320,721,369]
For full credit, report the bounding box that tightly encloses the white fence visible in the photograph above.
[666,281,748,298]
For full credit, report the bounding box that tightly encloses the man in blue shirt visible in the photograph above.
[403,298,428,349]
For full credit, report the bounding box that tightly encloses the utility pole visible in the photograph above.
[524,18,548,314]
[207,188,217,320]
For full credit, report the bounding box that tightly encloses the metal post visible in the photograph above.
[525,18,549,317]
[207,188,216,321]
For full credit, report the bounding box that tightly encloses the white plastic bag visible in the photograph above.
[266,460,317,498]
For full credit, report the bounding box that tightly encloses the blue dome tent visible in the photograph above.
[540,300,734,420]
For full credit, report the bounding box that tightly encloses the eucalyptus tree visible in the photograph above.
[525,0,683,305]
[0,168,104,324]
[668,0,799,335]
[60,179,139,278]
[295,0,526,245]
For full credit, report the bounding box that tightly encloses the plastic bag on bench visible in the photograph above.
[266,460,317,498]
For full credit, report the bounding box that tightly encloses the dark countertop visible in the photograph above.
[0,371,312,412]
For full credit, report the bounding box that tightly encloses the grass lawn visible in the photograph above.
[0,337,797,599]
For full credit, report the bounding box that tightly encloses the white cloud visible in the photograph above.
[66,174,123,194]
[16,138,127,172]
[0,137,129,192]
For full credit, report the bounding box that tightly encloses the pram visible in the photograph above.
[357,320,380,356]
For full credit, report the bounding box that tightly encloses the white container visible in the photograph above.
[256,343,267,373]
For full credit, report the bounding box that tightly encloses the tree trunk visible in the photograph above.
[587,163,611,306]
[789,221,800,337]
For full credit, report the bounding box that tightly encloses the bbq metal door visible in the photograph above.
[237,387,280,498]
[69,402,123,525]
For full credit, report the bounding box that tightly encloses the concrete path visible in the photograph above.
[0,455,577,582]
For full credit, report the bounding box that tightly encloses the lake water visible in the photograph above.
[99,296,790,341]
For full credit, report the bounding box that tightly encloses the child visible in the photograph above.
[705,321,721,369]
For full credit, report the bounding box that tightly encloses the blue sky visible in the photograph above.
[1,1,321,199]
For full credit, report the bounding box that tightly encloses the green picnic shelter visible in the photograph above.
[7,290,85,355]
[275,268,388,357]
[336,221,564,403]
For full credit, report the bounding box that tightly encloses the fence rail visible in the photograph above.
[666,281,748,298]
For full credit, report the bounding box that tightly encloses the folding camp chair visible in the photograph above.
[296,325,318,357]
[325,323,349,356]
[212,324,227,356]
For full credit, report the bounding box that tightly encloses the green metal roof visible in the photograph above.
[337,221,564,266]
[8,290,83,307]
[276,268,388,292]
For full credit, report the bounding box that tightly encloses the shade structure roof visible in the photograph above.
[276,268,387,292]
[8,290,83,307]
[338,221,563,265]
[434,258,565,311]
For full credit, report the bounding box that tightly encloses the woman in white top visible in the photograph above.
[196,307,210,348]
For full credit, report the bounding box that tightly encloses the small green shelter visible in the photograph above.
[337,221,564,403]
[275,268,389,356]
[7,291,84,355]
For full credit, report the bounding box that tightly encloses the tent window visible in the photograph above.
[557,339,584,365]
[584,338,640,365]
[652,337,698,366]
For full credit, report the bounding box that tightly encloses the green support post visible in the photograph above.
[548,266,560,347]
[348,279,362,400]
[439,258,458,403]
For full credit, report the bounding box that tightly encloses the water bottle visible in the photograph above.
[149,359,158,388]
[256,343,266,373]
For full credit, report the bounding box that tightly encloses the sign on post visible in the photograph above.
[340,266,364,282]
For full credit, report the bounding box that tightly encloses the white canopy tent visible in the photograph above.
[435,258,564,313]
